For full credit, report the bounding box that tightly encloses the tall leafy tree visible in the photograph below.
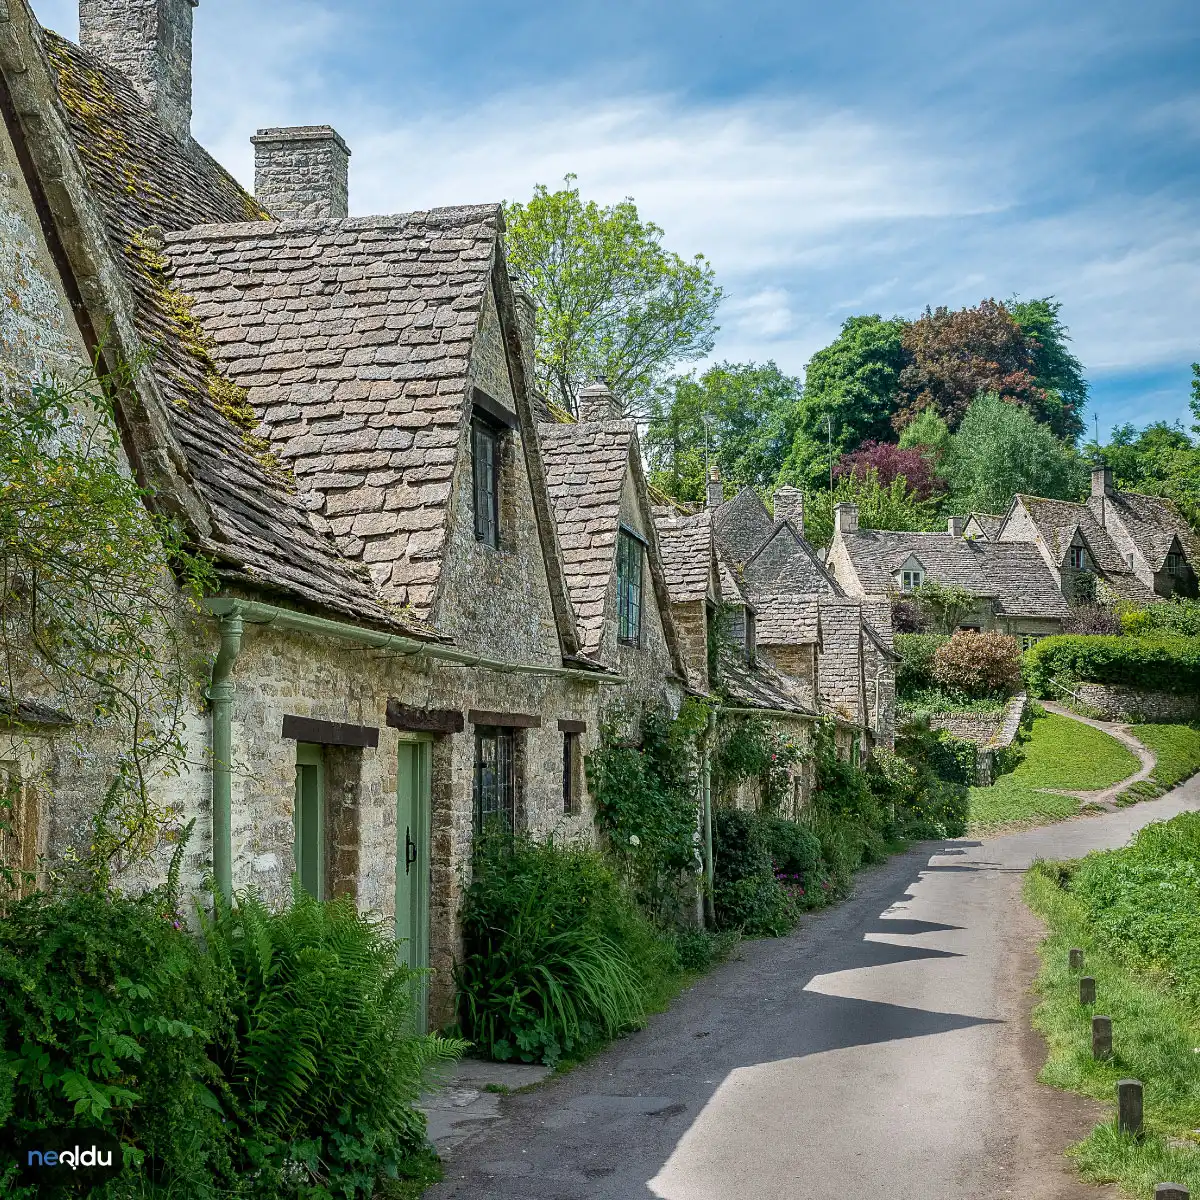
[646,362,800,503]
[834,440,945,500]
[778,314,908,487]
[1008,296,1088,441]
[945,393,1087,513]
[1096,418,1200,530]
[1191,362,1200,437]
[802,469,942,547]
[504,176,722,415]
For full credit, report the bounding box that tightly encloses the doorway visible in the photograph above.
[396,739,432,1032]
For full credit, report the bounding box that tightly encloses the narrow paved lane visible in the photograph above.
[428,779,1200,1200]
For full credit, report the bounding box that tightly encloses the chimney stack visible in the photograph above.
[834,502,859,536]
[773,486,805,536]
[947,515,965,537]
[706,466,724,510]
[1091,465,1114,499]
[252,126,350,220]
[576,381,621,423]
[80,0,198,142]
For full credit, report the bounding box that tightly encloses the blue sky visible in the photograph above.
[36,0,1200,437]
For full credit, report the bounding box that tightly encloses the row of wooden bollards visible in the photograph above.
[1069,949,1190,1200]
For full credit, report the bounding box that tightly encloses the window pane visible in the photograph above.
[472,423,499,547]
[474,727,516,831]
[617,531,643,643]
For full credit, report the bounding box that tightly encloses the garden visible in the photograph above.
[1027,813,1200,1195]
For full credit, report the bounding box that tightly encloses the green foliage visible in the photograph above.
[0,371,215,867]
[711,715,804,814]
[897,408,952,463]
[504,176,722,415]
[0,881,232,1197]
[931,631,1022,698]
[897,687,1007,719]
[800,468,942,547]
[870,734,969,839]
[669,928,740,973]
[924,733,978,786]
[645,361,801,503]
[910,581,979,634]
[894,633,950,694]
[456,832,675,1067]
[943,393,1087,514]
[1007,296,1089,442]
[1120,598,1200,638]
[202,887,462,1197]
[779,314,910,487]
[1115,723,1200,805]
[1024,634,1200,696]
[1093,418,1200,532]
[711,809,799,936]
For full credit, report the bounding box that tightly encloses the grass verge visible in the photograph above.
[969,712,1140,833]
[1116,723,1200,805]
[1025,818,1200,1195]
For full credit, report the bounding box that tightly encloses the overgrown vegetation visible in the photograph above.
[0,874,456,1198]
[1115,724,1200,805]
[1027,814,1200,1194]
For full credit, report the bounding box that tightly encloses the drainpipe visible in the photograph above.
[208,612,244,904]
[701,707,717,928]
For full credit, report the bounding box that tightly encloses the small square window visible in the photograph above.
[901,569,924,591]
[473,726,517,832]
[472,418,501,548]
[616,529,644,644]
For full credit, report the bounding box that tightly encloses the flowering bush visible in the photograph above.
[932,631,1022,698]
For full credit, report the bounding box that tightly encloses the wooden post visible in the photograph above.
[1069,948,1084,971]
[1092,1015,1112,1060]
[1080,976,1096,1005]
[1117,1079,1143,1136]
[1154,1186,1189,1200]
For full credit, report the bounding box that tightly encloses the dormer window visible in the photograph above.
[472,415,501,548]
[616,528,644,645]
[901,569,924,590]
[1166,552,1184,577]
[1069,546,1086,570]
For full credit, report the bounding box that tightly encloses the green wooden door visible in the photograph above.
[295,743,325,899]
[396,740,432,1032]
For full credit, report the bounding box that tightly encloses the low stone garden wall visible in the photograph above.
[929,711,1006,745]
[930,693,1028,785]
[1070,684,1200,724]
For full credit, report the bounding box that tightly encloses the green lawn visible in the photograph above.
[1116,723,1200,805]
[968,712,1140,833]
[1025,817,1200,1196]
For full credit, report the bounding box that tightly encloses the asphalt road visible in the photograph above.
[428,779,1200,1200]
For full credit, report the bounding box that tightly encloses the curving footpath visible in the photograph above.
[426,777,1200,1200]
[1040,701,1157,810]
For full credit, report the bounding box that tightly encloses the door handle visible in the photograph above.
[405,827,417,875]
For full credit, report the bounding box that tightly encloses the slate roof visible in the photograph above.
[1089,491,1200,571]
[711,488,775,565]
[651,509,713,603]
[720,652,817,716]
[754,594,820,646]
[43,34,431,634]
[166,206,503,616]
[965,513,1003,540]
[538,420,633,655]
[837,529,1069,618]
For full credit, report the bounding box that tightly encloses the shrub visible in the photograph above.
[203,887,461,1198]
[1063,603,1123,636]
[1120,598,1200,638]
[0,884,233,1198]
[894,633,949,694]
[1024,634,1200,696]
[871,734,969,839]
[932,631,1021,697]
[759,814,823,878]
[456,832,673,1068]
[923,732,977,785]
[891,596,925,633]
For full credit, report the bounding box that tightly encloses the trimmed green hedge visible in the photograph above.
[1024,634,1200,696]
[894,633,950,694]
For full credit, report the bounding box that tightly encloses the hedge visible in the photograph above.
[894,633,949,694]
[1024,634,1200,696]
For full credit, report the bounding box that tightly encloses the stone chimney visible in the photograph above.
[80,0,198,142]
[706,466,724,510]
[1091,465,1114,498]
[252,126,350,219]
[773,486,804,536]
[947,515,965,537]
[576,381,621,423]
[833,502,859,536]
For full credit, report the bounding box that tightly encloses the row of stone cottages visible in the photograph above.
[0,0,894,1025]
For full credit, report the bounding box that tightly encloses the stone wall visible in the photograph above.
[930,693,1028,786]
[929,712,1007,744]
[1073,684,1200,724]
[671,599,710,693]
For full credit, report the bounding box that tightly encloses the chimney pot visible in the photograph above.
[576,381,622,423]
[834,502,859,535]
[252,126,350,220]
[706,466,724,510]
[773,486,805,537]
[947,515,965,537]
[1091,465,1114,498]
[79,0,199,142]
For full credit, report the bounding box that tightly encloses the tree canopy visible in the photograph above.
[1094,416,1200,530]
[504,176,722,416]
[1007,297,1088,441]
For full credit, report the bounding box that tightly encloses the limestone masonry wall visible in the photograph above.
[1073,684,1200,724]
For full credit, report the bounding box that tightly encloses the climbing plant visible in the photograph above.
[712,715,805,814]
[0,365,214,874]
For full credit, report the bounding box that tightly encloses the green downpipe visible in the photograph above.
[702,707,716,928]
[208,612,244,903]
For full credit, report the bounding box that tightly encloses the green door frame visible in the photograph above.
[396,737,433,1033]
[294,742,325,900]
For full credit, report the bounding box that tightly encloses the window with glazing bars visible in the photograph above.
[1069,545,1086,570]
[473,726,516,832]
[616,529,643,644]
[472,418,500,547]
[562,732,580,814]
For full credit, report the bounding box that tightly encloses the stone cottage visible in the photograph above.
[0,0,696,1027]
